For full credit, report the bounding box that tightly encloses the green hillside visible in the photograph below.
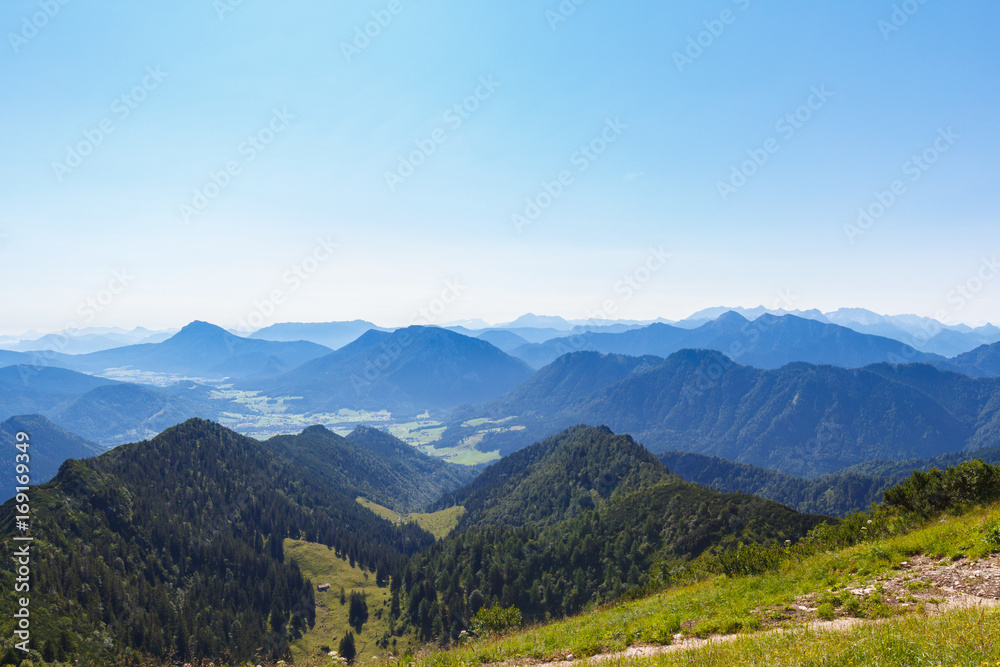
[443,425,670,528]
[264,425,472,513]
[406,459,1000,667]
[400,426,830,643]
[0,419,434,665]
[284,538,418,665]
[357,497,465,539]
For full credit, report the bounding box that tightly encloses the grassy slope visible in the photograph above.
[412,501,1000,667]
[284,539,417,664]
[628,607,1000,666]
[357,497,465,539]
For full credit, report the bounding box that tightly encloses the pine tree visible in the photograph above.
[338,631,356,664]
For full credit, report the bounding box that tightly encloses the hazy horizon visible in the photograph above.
[3,1,998,336]
[2,304,998,341]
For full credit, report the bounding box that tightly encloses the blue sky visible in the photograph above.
[2,0,998,334]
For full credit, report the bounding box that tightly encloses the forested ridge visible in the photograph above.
[440,425,668,528]
[660,444,1000,517]
[402,426,830,643]
[0,419,879,663]
[0,419,434,665]
[263,424,474,513]
[465,350,1000,476]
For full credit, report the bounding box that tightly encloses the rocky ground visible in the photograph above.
[513,553,1000,667]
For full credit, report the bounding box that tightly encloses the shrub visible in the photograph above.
[816,590,842,608]
[863,595,893,619]
[639,616,680,644]
[469,604,522,637]
[842,594,862,616]
[883,460,1000,515]
[817,603,835,620]
[718,542,784,577]
[984,520,1000,551]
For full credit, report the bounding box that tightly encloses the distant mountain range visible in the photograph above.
[5,306,997,359]
[671,307,999,356]
[507,313,947,370]
[946,341,1000,378]
[0,364,226,445]
[51,321,332,378]
[248,320,382,350]
[0,414,101,501]
[660,443,1000,517]
[244,326,534,415]
[2,312,999,455]
[463,308,998,357]
[0,326,175,354]
[453,349,1000,476]
[4,308,997,379]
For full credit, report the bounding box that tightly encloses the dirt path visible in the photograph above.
[503,553,1000,667]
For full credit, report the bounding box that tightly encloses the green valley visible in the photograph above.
[284,539,416,665]
[356,498,466,539]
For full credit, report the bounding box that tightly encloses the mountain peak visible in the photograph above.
[301,423,335,436]
[501,314,574,329]
[713,310,751,325]
[248,324,533,413]
[665,348,737,367]
[448,424,668,528]
[172,320,233,339]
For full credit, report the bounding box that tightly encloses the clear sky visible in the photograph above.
[2,0,998,335]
